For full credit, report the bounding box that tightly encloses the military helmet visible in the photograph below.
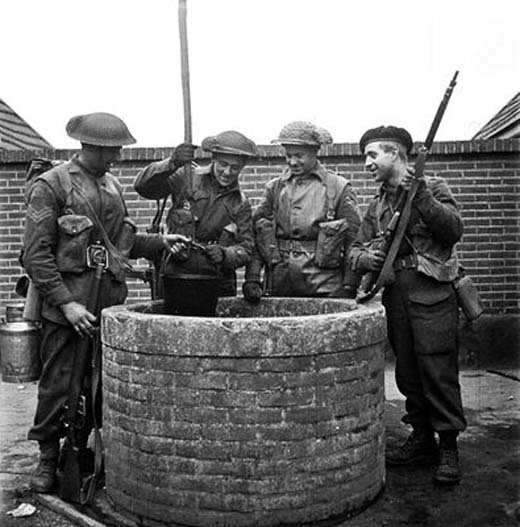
[272,121,333,148]
[359,125,413,154]
[201,130,259,158]
[66,112,136,147]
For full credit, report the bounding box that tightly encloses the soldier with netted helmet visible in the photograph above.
[22,112,188,495]
[134,130,258,316]
[242,121,361,301]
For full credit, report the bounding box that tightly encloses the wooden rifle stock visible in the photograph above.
[58,262,104,503]
[357,71,459,303]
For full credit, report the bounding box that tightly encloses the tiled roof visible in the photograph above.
[0,98,53,151]
[472,92,520,140]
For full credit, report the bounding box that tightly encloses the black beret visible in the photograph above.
[359,125,413,154]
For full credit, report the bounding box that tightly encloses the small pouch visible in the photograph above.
[55,214,93,273]
[314,218,349,269]
[453,275,484,321]
[255,218,281,265]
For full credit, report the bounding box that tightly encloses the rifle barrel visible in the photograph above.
[424,70,459,150]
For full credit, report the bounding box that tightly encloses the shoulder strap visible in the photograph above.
[324,171,347,221]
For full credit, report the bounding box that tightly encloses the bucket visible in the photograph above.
[5,302,25,322]
[0,321,41,383]
[162,276,219,316]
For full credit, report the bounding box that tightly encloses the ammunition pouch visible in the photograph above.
[56,215,93,273]
[254,218,281,265]
[314,218,349,269]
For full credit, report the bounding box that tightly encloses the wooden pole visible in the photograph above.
[178,0,192,145]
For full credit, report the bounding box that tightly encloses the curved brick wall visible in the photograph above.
[102,297,386,527]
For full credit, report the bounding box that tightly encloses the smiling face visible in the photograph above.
[212,154,246,187]
[363,141,399,184]
[283,145,318,176]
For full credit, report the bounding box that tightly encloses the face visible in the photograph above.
[212,154,246,187]
[82,144,122,175]
[363,142,398,183]
[283,145,318,176]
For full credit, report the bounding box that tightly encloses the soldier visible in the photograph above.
[23,112,188,493]
[350,125,467,485]
[134,130,258,316]
[242,121,361,301]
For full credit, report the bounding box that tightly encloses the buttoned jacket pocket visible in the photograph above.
[55,214,93,273]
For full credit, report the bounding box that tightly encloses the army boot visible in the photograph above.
[386,427,438,466]
[434,431,461,485]
[30,439,60,493]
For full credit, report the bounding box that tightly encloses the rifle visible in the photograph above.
[358,71,459,303]
[58,256,105,504]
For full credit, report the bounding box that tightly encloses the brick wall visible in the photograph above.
[1,140,519,317]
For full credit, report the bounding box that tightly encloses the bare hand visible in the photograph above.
[61,301,97,337]
[163,234,190,255]
[365,249,386,271]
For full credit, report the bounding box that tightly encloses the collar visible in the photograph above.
[70,154,107,180]
[280,161,328,183]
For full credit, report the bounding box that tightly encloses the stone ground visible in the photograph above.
[1,366,519,527]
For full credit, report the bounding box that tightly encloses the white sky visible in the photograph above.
[2,0,519,148]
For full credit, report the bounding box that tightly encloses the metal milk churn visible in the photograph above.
[0,307,41,383]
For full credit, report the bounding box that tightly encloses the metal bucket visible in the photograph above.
[0,321,41,383]
[5,302,25,322]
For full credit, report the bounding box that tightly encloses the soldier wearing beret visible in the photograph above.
[23,113,188,493]
[134,131,257,316]
[350,125,467,484]
[243,121,361,301]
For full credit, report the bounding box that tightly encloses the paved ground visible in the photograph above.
[1,367,519,527]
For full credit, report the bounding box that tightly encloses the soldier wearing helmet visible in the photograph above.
[134,130,258,316]
[242,121,361,302]
[22,113,188,494]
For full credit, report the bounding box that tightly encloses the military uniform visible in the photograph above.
[350,177,466,432]
[23,156,164,442]
[246,162,361,296]
[244,121,361,299]
[352,124,466,484]
[134,161,253,295]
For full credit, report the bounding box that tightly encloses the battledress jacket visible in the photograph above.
[349,175,463,283]
[134,159,253,296]
[22,157,165,325]
[245,162,361,296]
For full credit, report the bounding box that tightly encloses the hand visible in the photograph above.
[361,249,386,272]
[170,143,196,169]
[61,301,97,338]
[205,244,225,264]
[242,281,262,303]
[401,166,426,192]
[163,234,190,256]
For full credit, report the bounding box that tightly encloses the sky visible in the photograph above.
[2,0,519,149]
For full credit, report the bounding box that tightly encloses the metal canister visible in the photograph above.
[0,321,41,383]
[5,302,25,322]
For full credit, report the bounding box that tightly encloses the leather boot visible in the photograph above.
[386,427,438,466]
[30,439,60,493]
[434,431,461,485]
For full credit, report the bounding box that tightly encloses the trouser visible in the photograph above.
[382,269,467,432]
[28,321,100,443]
